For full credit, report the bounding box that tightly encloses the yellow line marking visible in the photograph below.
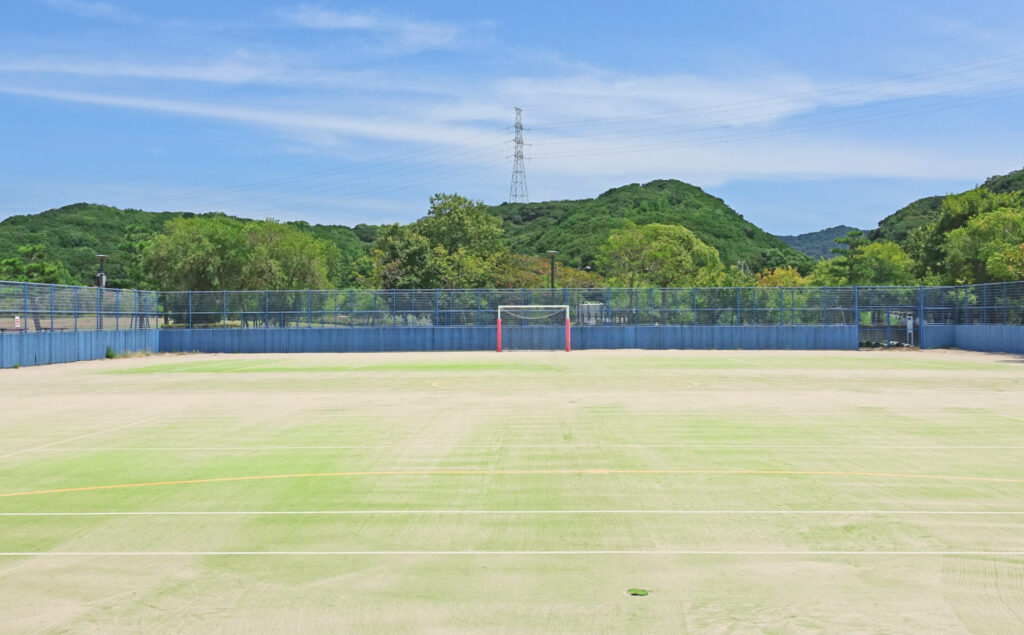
[1,469,1023,499]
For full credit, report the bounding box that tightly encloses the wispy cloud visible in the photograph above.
[0,85,500,150]
[0,54,383,88]
[278,5,461,54]
[38,0,136,22]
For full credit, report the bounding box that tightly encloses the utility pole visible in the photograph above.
[548,250,558,289]
[508,107,529,203]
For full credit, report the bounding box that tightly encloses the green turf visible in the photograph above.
[2,350,1024,632]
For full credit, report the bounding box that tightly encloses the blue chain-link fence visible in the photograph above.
[2,280,1022,335]
[154,281,1024,332]
[0,281,158,333]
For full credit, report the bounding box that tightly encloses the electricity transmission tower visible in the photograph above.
[508,107,529,203]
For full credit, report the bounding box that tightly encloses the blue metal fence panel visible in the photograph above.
[158,325,858,354]
[951,325,1024,354]
[0,330,159,369]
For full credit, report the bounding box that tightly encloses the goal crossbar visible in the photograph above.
[497,305,570,352]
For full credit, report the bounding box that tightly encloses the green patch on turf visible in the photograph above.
[627,589,650,597]
[621,355,1014,372]
[110,359,556,374]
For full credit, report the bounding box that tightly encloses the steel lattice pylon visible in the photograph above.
[508,107,529,203]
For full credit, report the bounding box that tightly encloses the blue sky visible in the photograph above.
[2,0,1024,234]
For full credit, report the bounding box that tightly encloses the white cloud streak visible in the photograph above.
[277,5,461,54]
[38,0,136,22]
[0,55,383,88]
[0,85,500,150]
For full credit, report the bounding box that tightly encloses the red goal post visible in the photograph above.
[496,305,571,352]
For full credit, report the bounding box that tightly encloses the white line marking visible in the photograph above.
[2,510,1024,517]
[0,416,161,460]
[28,445,1024,452]
[1,551,1023,556]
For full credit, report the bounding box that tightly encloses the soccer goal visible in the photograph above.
[497,305,571,352]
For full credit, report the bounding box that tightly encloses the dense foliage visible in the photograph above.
[3,170,1024,290]
[597,223,724,287]
[0,244,74,284]
[493,180,813,273]
[143,217,342,290]
[0,203,372,288]
[778,225,862,260]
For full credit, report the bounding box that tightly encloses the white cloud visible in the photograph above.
[278,5,460,54]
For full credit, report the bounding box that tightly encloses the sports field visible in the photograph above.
[2,349,1024,632]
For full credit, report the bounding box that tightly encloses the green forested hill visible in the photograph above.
[492,180,811,271]
[778,225,863,260]
[868,195,945,244]
[0,203,373,287]
[869,167,1024,244]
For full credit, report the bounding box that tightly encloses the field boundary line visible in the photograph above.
[4,468,1024,499]
[29,445,1024,451]
[0,415,162,460]
[2,551,1024,557]
[3,510,1024,516]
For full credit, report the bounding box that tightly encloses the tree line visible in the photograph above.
[2,186,1022,290]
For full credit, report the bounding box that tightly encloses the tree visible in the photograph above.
[370,194,511,289]
[848,242,916,285]
[143,216,245,291]
[142,216,341,290]
[493,254,606,288]
[238,221,341,290]
[117,224,151,289]
[415,193,504,256]
[0,244,73,284]
[990,243,1024,281]
[755,265,809,287]
[943,208,1024,283]
[597,222,723,287]
[808,231,916,286]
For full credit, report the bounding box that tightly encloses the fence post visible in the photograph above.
[650,287,655,325]
[477,289,482,326]
[978,284,987,325]
[188,291,193,329]
[265,290,270,328]
[693,287,698,325]
[50,283,55,331]
[1004,282,1009,325]
[779,288,784,325]
[853,286,859,331]
[222,290,227,328]
[735,287,740,325]
[606,287,612,325]
[115,289,120,331]
[434,289,439,326]
[74,286,78,332]
[392,289,396,326]
[953,286,959,325]
[97,286,102,331]
[823,288,829,326]
[22,282,28,333]
[308,289,313,328]
[886,308,891,346]
[918,285,925,348]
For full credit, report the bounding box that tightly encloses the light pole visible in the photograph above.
[547,250,558,289]
[96,255,107,330]
[95,255,108,288]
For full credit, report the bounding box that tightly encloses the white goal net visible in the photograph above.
[497,305,570,352]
